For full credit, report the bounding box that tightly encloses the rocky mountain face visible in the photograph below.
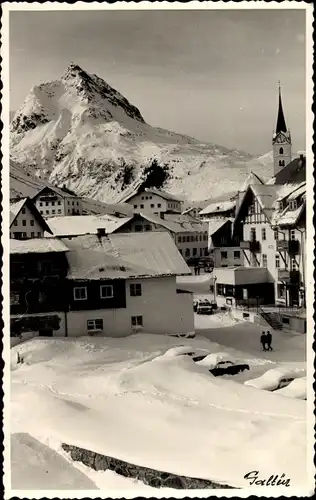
[10,63,273,203]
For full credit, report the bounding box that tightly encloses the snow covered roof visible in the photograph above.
[46,214,133,237]
[267,156,306,186]
[33,185,78,199]
[137,212,208,233]
[10,197,53,234]
[61,232,191,280]
[117,183,183,204]
[207,219,230,236]
[10,199,26,225]
[81,197,134,217]
[10,237,69,255]
[272,202,305,227]
[235,182,307,228]
[240,171,264,192]
[199,200,236,216]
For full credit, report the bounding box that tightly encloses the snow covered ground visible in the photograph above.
[9,316,309,494]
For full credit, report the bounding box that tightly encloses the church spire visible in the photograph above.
[276,82,287,134]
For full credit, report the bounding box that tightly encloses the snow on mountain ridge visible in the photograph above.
[10,63,273,202]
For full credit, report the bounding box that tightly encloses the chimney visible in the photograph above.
[97,228,106,238]
[298,154,306,169]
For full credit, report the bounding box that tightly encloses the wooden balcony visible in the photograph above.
[278,269,300,283]
[277,239,300,255]
[240,240,261,253]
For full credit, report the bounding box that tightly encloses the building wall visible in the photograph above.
[10,205,44,239]
[213,247,243,267]
[120,217,208,261]
[34,189,83,218]
[175,232,209,259]
[243,218,304,307]
[67,276,194,337]
[127,193,168,214]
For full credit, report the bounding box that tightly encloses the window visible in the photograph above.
[292,258,297,271]
[100,285,113,299]
[52,201,55,206]
[87,319,103,332]
[46,202,49,206]
[221,251,228,259]
[141,196,144,200]
[74,287,87,300]
[58,201,61,205]
[52,210,55,214]
[249,205,255,215]
[144,224,151,231]
[130,283,142,296]
[40,211,43,215]
[178,236,182,243]
[40,202,43,207]
[29,220,34,227]
[290,229,296,240]
[145,196,148,200]
[157,203,161,208]
[274,230,279,241]
[261,228,266,241]
[289,200,297,211]
[279,160,285,167]
[22,220,26,226]
[133,205,138,209]
[72,201,74,206]
[46,210,49,214]
[262,254,267,267]
[13,220,18,226]
[77,201,79,206]
[279,147,284,154]
[31,232,35,238]
[131,316,143,327]
[58,209,61,214]
[203,234,208,241]
[185,248,190,257]
[275,255,280,268]
[277,284,286,299]
[22,232,27,238]
[21,208,26,214]
[140,204,144,209]
[250,228,256,241]
[234,251,240,259]
[37,232,41,237]
[217,284,224,296]
[150,204,154,208]
[193,248,197,256]
[135,225,142,232]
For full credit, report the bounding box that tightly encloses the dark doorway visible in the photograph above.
[38,329,53,337]
[288,285,299,307]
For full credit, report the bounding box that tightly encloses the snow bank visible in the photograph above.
[196,352,236,369]
[276,377,307,400]
[244,367,306,391]
[10,335,308,490]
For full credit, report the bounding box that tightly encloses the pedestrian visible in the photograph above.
[266,331,273,351]
[260,331,267,351]
[194,265,197,276]
[197,265,200,275]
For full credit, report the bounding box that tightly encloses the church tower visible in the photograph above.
[272,83,292,176]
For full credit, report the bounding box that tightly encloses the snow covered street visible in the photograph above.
[10,323,308,493]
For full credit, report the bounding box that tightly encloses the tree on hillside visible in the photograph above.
[141,159,170,190]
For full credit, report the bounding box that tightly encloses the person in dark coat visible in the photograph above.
[260,332,267,351]
[266,331,273,350]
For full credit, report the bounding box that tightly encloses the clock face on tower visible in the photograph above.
[274,133,287,144]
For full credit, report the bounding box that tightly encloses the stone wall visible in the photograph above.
[62,443,236,489]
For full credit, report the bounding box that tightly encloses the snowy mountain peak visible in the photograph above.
[10,64,273,203]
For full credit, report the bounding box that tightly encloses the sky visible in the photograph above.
[9,8,306,155]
